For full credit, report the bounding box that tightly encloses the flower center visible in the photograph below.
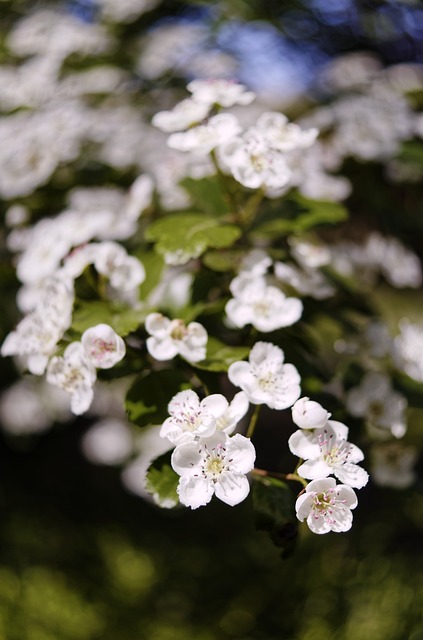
[253,300,270,317]
[170,320,188,341]
[313,490,335,513]
[318,430,351,466]
[206,456,224,476]
[201,444,228,481]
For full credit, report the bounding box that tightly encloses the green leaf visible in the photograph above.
[251,195,348,238]
[137,250,164,300]
[202,249,245,272]
[71,301,145,336]
[125,369,190,427]
[252,475,298,557]
[180,176,230,216]
[192,337,250,372]
[145,451,179,508]
[398,141,423,169]
[145,213,241,263]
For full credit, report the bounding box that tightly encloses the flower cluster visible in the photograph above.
[2,42,423,550]
[289,397,368,534]
[160,389,254,509]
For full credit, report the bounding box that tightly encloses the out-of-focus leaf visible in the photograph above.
[251,196,348,238]
[203,249,246,272]
[398,141,423,168]
[145,451,179,508]
[72,301,145,336]
[125,369,190,427]
[252,474,298,557]
[192,337,250,372]
[180,176,230,216]
[137,250,164,300]
[145,213,241,263]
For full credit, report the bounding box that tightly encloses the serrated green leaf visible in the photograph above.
[71,301,145,336]
[252,475,298,557]
[180,176,230,216]
[145,451,179,508]
[192,337,250,372]
[125,369,190,427]
[145,213,241,263]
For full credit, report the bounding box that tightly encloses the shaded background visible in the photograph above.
[1,1,423,638]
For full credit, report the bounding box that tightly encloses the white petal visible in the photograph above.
[200,394,228,419]
[298,459,331,480]
[306,477,336,493]
[288,429,320,459]
[346,442,365,464]
[335,484,359,509]
[330,505,353,533]
[145,312,171,338]
[307,511,331,534]
[214,472,251,506]
[225,299,252,328]
[70,385,94,415]
[186,322,208,346]
[171,442,203,476]
[228,361,254,390]
[249,342,284,366]
[168,389,200,415]
[27,354,49,375]
[177,476,214,509]
[225,434,256,474]
[146,336,179,361]
[335,463,369,489]
[326,420,349,441]
[295,493,314,521]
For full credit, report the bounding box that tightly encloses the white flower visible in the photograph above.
[218,129,292,190]
[292,396,331,429]
[81,324,126,369]
[225,275,303,332]
[145,313,207,363]
[81,418,134,466]
[187,79,255,107]
[160,389,228,446]
[346,371,407,438]
[295,477,358,534]
[370,441,418,489]
[167,113,241,155]
[238,249,272,278]
[256,112,318,152]
[1,312,64,375]
[171,432,256,509]
[228,342,301,410]
[288,421,369,489]
[274,261,335,300]
[394,319,423,383]
[93,241,145,291]
[46,342,97,415]
[151,98,211,133]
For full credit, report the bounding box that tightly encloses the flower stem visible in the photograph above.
[239,187,265,227]
[246,404,261,439]
[253,467,308,488]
